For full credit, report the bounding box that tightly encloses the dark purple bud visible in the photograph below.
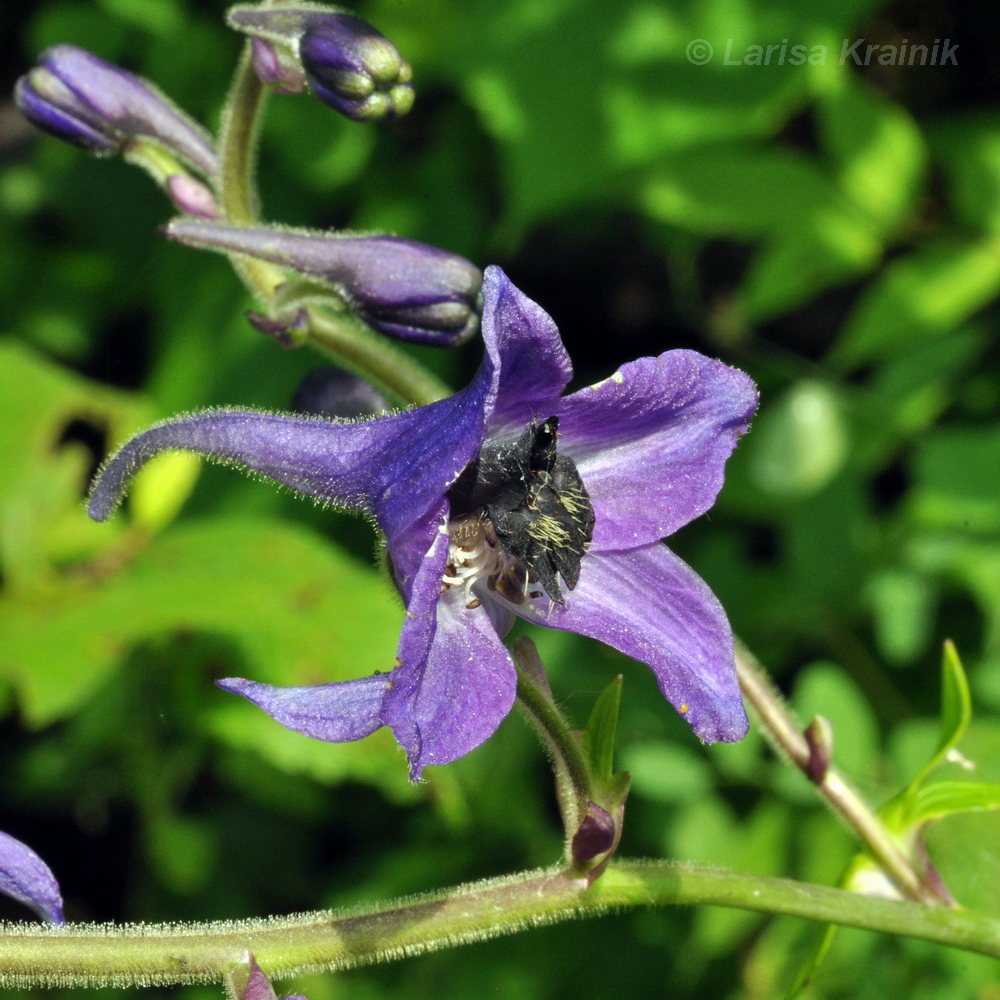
[0,830,65,924]
[228,5,414,121]
[246,307,308,348]
[571,803,617,864]
[804,714,833,784]
[165,219,483,346]
[15,46,217,179]
[292,366,390,419]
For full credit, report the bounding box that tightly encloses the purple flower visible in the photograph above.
[0,830,64,923]
[89,267,757,779]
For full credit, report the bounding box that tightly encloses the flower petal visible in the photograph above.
[215,674,390,743]
[89,391,488,552]
[482,267,572,435]
[558,350,757,551]
[524,543,747,743]
[0,830,65,923]
[383,525,517,779]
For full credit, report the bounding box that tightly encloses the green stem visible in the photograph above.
[214,44,451,408]
[306,308,451,406]
[734,641,942,906]
[513,638,593,845]
[3,860,999,988]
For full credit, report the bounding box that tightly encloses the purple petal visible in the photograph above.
[89,393,488,553]
[383,527,517,779]
[558,350,757,551]
[0,830,64,923]
[481,267,573,435]
[524,543,747,743]
[216,674,389,743]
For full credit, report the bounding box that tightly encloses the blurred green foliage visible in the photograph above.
[3,0,1000,997]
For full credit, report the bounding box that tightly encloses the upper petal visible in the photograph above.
[558,350,757,551]
[383,525,517,779]
[89,391,489,551]
[0,830,65,924]
[520,542,747,743]
[482,267,573,436]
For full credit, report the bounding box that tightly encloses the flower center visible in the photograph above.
[444,417,594,606]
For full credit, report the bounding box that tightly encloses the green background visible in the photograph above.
[2,0,1000,996]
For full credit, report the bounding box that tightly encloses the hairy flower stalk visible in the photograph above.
[15,45,219,217]
[89,267,757,779]
[228,4,414,121]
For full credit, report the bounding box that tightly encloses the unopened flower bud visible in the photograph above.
[165,219,482,346]
[15,45,217,179]
[292,366,390,419]
[228,5,414,121]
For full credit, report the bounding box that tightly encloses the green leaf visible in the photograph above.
[0,516,400,727]
[581,675,622,785]
[831,238,1000,368]
[928,111,1000,236]
[907,780,1000,825]
[817,78,925,233]
[748,380,848,497]
[937,641,972,763]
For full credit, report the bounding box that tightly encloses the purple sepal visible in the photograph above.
[0,830,65,924]
[165,220,483,346]
[15,46,217,179]
[89,266,757,777]
[229,5,414,121]
[245,308,308,348]
[249,37,307,95]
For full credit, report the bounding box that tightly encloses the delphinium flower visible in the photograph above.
[0,830,64,923]
[89,267,757,779]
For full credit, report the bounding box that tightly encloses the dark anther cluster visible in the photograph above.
[448,418,595,604]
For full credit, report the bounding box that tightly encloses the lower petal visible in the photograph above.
[384,529,517,779]
[529,543,747,743]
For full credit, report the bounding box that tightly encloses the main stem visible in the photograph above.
[734,641,941,905]
[215,44,450,407]
[3,860,999,988]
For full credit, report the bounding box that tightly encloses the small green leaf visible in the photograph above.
[907,781,1000,825]
[938,641,972,762]
[581,675,622,785]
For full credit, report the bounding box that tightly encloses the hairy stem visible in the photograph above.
[214,44,451,407]
[306,309,451,407]
[734,641,943,906]
[513,638,593,847]
[2,860,998,988]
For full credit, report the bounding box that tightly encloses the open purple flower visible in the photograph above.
[89,267,757,779]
